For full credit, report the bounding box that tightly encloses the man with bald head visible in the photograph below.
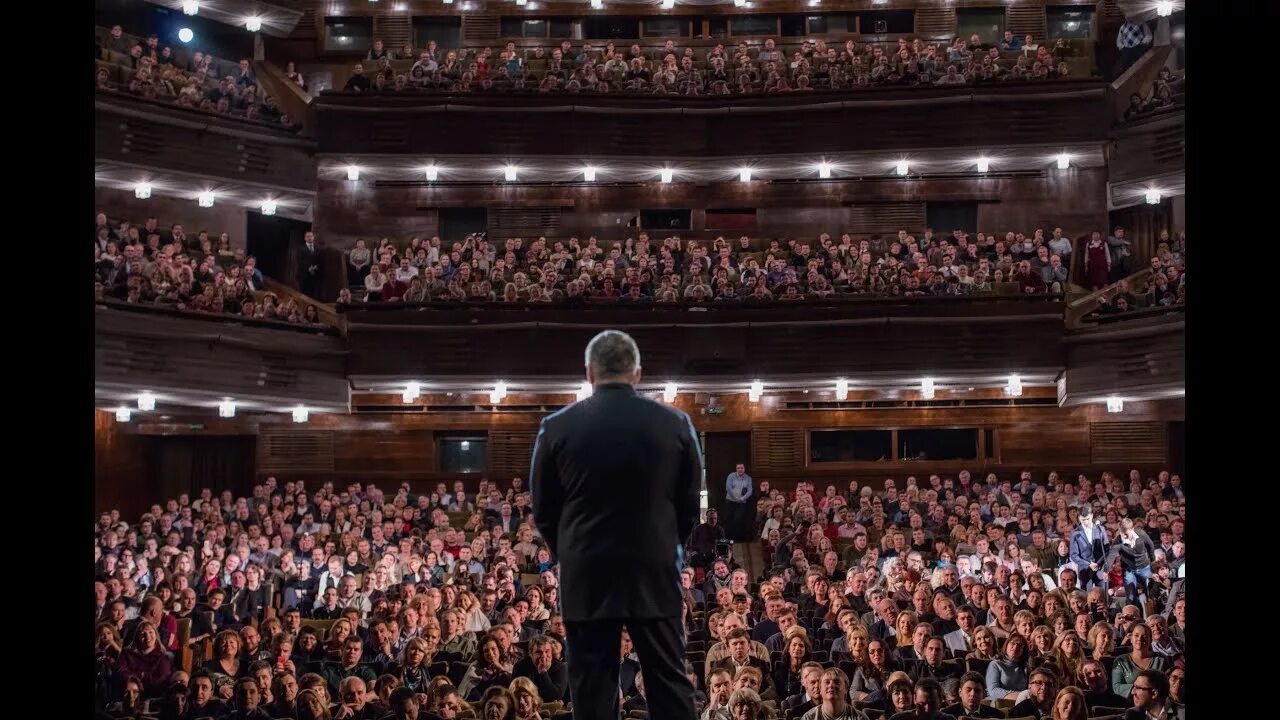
[532,330,702,719]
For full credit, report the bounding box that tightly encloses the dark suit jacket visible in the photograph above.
[710,656,773,696]
[511,656,570,702]
[1069,524,1110,581]
[941,702,1002,718]
[299,243,322,278]
[531,382,702,621]
[781,693,814,716]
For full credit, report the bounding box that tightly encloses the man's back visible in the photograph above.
[531,382,701,621]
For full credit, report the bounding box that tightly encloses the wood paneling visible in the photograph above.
[1090,422,1167,465]
[313,82,1109,157]
[96,409,151,518]
[333,429,433,474]
[752,427,805,471]
[259,429,335,472]
[95,186,249,252]
[489,430,539,479]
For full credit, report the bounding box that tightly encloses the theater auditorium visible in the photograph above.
[94,1,1186,718]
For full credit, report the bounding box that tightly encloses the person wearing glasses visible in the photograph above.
[1123,669,1184,720]
[1110,623,1169,697]
[1008,666,1058,718]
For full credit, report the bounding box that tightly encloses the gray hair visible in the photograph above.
[584,330,641,379]
[728,687,761,711]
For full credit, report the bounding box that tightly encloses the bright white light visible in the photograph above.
[808,0,820,5]
[494,381,508,401]
[425,166,439,181]
[748,380,764,403]
[178,28,194,44]
[661,0,674,7]
[1056,154,1071,170]
[218,399,236,418]
[401,390,416,404]
[134,183,152,199]
[817,162,832,179]
[1106,397,1124,413]
[591,0,603,7]
[245,16,263,32]
[660,169,674,183]
[444,0,453,4]
[920,379,936,400]
[1005,375,1023,397]
[197,192,215,208]
[504,165,519,182]
[292,405,309,423]
[137,391,156,411]
[583,166,597,182]
[734,0,745,6]
[261,200,278,215]
[1145,189,1162,205]
[738,168,753,182]
[517,0,527,5]
[460,440,471,451]
[115,407,132,422]
[182,1,199,16]
[346,166,360,181]
[1156,1,1174,17]
[576,381,593,401]
[895,160,909,176]
[835,378,849,401]
[663,382,678,403]
[403,382,420,403]
[976,157,991,173]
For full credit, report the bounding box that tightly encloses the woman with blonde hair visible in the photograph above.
[892,610,918,653]
[1086,622,1115,662]
[202,629,242,690]
[1047,631,1086,686]
[1028,624,1055,659]
[1050,685,1088,720]
[324,618,353,659]
[296,687,332,720]
[508,676,543,720]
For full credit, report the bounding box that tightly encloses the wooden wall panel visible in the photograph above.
[333,429,433,474]
[95,186,250,252]
[95,409,152,517]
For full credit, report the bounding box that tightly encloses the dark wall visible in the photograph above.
[247,211,312,287]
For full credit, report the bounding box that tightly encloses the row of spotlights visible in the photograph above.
[743,375,1026,403]
[118,392,243,421]
[132,183,280,215]
[341,157,1068,184]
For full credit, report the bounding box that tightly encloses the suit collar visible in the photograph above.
[594,382,637,395]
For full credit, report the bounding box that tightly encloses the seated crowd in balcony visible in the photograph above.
[335,32,1087,96]
[94,466,1184,719]
[340,227,1081,304]
[94,211,326,327]
[95,24,299,130]
[1085,230,1185,320]
[1122,67,1185,122]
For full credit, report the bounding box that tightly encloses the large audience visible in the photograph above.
[1085,230,1185,320]
[96,24,300,130]
[1121,68,1185,122]
[94,211,327,327]
[334,33,1089,97]
[340,227,1083,305]
[95,464,1185,720]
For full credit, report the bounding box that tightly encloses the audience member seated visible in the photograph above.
[94,464,1187,720]
[1086,230,1185,320]
[339,225,1091,305]
[95,210,329,327]
[1123,67,1185,121]
[95,24,300,130]
[327,33,1094,97]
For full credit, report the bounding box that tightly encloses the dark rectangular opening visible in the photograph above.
[324,16,373,52]
[810,430,893,463]
[854,10,914,35]
[414,16,461,50]
[643,18,689,38]
[1046,6,1094,40]
[549,17,574,38]
[436,432,488,473]
[956,8,1005,45]
[500,18,548,38]
[640,209,692,231]
[899,428,980,461]
[729,15,779,36]
[438,208,488,241]
[781,14,808,37]
[583,17,641,39]
[926,201,980,236]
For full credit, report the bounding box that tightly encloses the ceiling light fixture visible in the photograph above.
[835,378,849,401]
[895,160,910,176]
[197,192,215,208]
[134,183,152,199]
[748,380,764,402]
[178,28,194,44]
[425,165,439,182]
[1156,1,1174,17]
[664,382,678,403]
[261,200,278,215]
[218,399,236,418]
[1106,397,1124,413]
[137,391,157,411]
[660,168,674,183]
[976,157,991,173]
[576,381,593,401]
[182,1,200,16]
[245,16,262,32]
[1005,374,1023,397]
[583,166,597,182]
[346,166,360,181]
[1145,189,1162,205]
[738,167,753,182]
[817,162,832,179]
[591,0,603,7]
[1056,154,1071,170]
[291,405,309,423]
[504,165,519,182]
[920,378,936,400]
[115,407,132,422]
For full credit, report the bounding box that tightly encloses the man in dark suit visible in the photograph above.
[1069,505,1110,590]
[298,231,323,298]
[531,329,702,720]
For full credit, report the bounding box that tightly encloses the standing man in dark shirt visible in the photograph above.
[1108,517,1157,607]
[687,509,726,570]
[299,231,323,299]
[531,330,702,720]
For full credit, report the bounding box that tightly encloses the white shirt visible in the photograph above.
[394,266,419,282]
